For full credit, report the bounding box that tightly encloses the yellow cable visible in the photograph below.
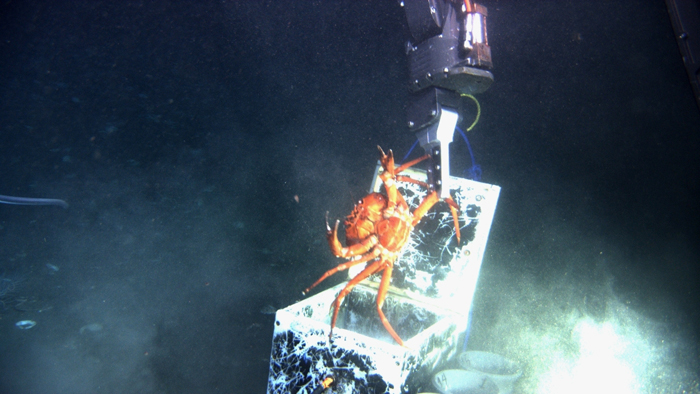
[460,94,481,132]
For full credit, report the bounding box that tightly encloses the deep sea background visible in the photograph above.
[0,1,698,393]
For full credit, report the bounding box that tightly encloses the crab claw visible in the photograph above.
[325,214,340,236]
[377,146,394,171]
[325,211,332,232]
[327,219,343,256]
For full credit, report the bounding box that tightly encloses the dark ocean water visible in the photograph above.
[0,1,697,393]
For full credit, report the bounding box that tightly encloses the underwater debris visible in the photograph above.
[79,323,103,335]
[15,320,37,330]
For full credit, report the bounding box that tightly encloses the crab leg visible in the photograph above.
[445,198,461,244]
[378,147,396,209]
[328,258,386,340]
[327,218,378,258]
[379,146,460,243]
[302,248,381,295]
[395,154,430,175]
[395,175,430,189]
[376,262,404,346]
[379,147,431,212]
[411,191,439,225]
[412,191,461,243]
[378,147,402,218]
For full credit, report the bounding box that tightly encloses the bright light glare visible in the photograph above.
[538,318,640,394]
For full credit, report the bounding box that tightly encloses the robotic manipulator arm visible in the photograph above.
[402,0,494,198]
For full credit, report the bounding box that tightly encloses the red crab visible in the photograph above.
[304,146,461,346]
